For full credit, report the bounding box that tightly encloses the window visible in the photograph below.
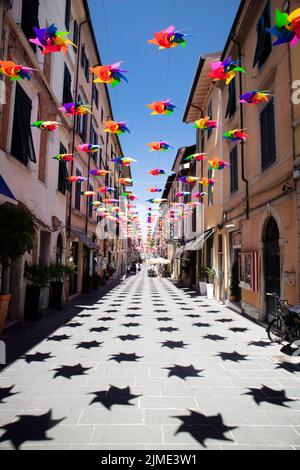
[239,252,258,292]
[92,83,99,109]
[208,169,213,206]
[81,45,85,68]
[207,100,213,139]
[74,168,82,211]
[225,77,236,119]
[230,146,238,193]
[76,95,88,141]
[253,1,272,68]
[73,20,79,52]
[192,207,196,232]
[63,64,72,103]
[206,235,214,268]
[101,107,104,122]
[88,183,94,219]
[21,0,39,52]
[81,45,90,82]
[65,0,71,30]
[90,122,98,162]
[99,146,103,168]
[260,99,276,170]
[11,83,36,165]
[58,143,71,194]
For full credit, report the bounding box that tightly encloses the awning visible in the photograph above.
[175,244,186,259]
[184,228,215,251]
[70,228,98,250]
[0,175,17,205]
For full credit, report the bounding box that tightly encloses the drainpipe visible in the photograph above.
[231,34,250,220]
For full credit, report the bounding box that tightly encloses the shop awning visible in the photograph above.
[175,244,186,259]
[0,175,17,205]
[71,228,98,250]
[184,228,215,251]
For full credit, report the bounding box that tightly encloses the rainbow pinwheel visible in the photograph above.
[176,192,191,197]
[59,102,92,116]
[200,178,215,187]
[90,201,102,207]
[148,168,166,176]
[224,129,249,143]
[176,176,200,183]
[266,9,300,48]
[31,121,61,131]
[89,169,111,176]
[29,24,76,55]
[147,141,172,152]
[208,159,230,171]
[194,117,217,130]
[0,61,35,81]
[111,157,136,166]
[52,153,74,161]
[103,120,130,135]
[122,193,137,201]
[67,176,87,183]
[96,186,116,193]
[81,191,96,197]
[148,187,163,193]
[148,25,188,49]
[184,153,206,162]
[208,57,246,85]
[77,143,102,153]
[146,198,167,203]
[90,62,128,88]
[188,201,202,206]
[103,198,119,204]
[119,178,134,185]
[147,99,176,116]
[240,90,271,105]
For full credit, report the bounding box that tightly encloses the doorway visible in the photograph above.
[264,217,280,320]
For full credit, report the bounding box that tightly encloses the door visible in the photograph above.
[264,218,280,320]
[69,242,78,294]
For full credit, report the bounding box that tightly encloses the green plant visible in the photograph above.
[205,267,216,284]
[24,262,51,288]
[230,261,241,298]
[199,266,207,282]
[48,262,77,282]
[0,205,35,268]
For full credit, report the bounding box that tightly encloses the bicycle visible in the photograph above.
[266,293,300,345]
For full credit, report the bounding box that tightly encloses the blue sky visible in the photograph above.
[88,0,240,229]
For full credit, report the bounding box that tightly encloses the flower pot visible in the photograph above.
[199,282,207,296]
[49,282,63,310]
[24,286,42,321]
[0,294,11,335]
[206,283,214,300]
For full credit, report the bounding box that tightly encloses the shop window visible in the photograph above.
[239,252,258,291]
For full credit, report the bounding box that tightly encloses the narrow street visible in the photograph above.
[0,269,300,450]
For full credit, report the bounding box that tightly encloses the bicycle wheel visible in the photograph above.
[267,318,287,344]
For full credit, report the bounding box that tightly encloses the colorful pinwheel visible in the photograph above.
[176,192,191,197]
[240,90,271,105]
[103,198,119,204]
[59,102,92,116]
[96,186,116,193]
[89,169,111,176]
[119,178,134,185]
[122,193,137,201]
[200,178,215,187]
[176,176,200,183]
[148,168,166,176]
[52,153,74,161]
[103,120,130,135]
[147,187,163,193]
[67,176,87,183]
[111,157,136,166]
[147,141,172,152]
[0,61,35,81]
[146,198,167,203]
[81,191,96,197]
[266,8,300,48]
[29,24,76,55]
[77,143,102,153]
[184,153,206,162]
[31,121,61,131]
[148,25,188,49]
[90,62,128,88]
[208,57,246,85]
[90,201,102,207]
[224,129,249,143]
[193,117,217,130]
[147,99,176,116]
[208,159,230,171]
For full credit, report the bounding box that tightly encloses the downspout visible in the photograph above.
[231,34,250,220]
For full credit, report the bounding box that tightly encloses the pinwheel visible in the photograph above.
[200,178,215,187]
[96,206,109,212]
[90,62,128,88]
[176,192,191,197]
[59,102,92,116]
[29,24,77,55]
[194,192,207,198]
[208,57,246,85]
[146,198,167,203]
[147,141,173,152]
[224,129,249,143]
[96,186,116,193]
[184,153,206,162]
[103,198,119,204]
[122,192,137,201]
[0,61,35,81]
[266,8,300,48]
[52,153,74,161]
[176,176,200,183]
[67,176,87,183]
[81,191,96,197]
[31,121,61,131]
[89,169,111,176]
[148,25,188,49]
[240,90,271,105]
[119,178,134,185]
[208,159,230,171]
[147,187,163,193]
[188,201,202,206]
[148,168,166,176]
[193,117,217,130]
[111,157,136,166]
[90,201,102,207]
[103,120,130,135]
[77,143,102,153]
[147,99,176,116]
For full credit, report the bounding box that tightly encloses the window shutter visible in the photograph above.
[253,1,271,68]
[63,64,72,103]
[11,83,36,164]
[65,0,71,30]
[260,99,276,170]
[225,78,236,119]
[73,20,78,51]
[230,146,238,193]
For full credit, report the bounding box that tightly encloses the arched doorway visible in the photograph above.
[264,217,280,320]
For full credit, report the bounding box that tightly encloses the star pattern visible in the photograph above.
[53,364,92,379]
[89,386,141,409]
[244,385,295,407]
[165,364,203,380]
[109,352,143,363]
[161,340,188,350]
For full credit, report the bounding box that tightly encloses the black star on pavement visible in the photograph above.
[98,317,116,322]
[275,362,300,374]
[244,385,295,407]
[0,386,18,403]
[47,334,71,342]
[53,364,92,379]
[104,310,118,314]
[216,351,249,363]
[122,323,141,328]
[158,327,179,333]
[161,340,188,350]
[125,314,142,318]
[0,410,65,449]
[203,334,227,342]
[215,318,234,323]
[77,314,92,318]
[173,410,236,447]
[154,309,169,313]
[193,322,211,328]
[65,322,82,328]
[165,364,203,381]
[156,317,173,322]
[229,327,249,333]
[248,340,272,347]
[117,334,142,342]
[109,353,143,363]
[89,385,141,410]
[185,314,200,318]
[127,307,141,311]
[89,326,110,333]
[21,352,54,363]
[207,310,220,313]
[76,341,103,349]
[181,308,195,311]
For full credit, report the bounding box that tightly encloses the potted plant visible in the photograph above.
[48,262,76,310]
[199,266,207,296]
[0,205,35,333]
[205,267,216,300]
[230,261,241,302]
[23,262,50,320]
